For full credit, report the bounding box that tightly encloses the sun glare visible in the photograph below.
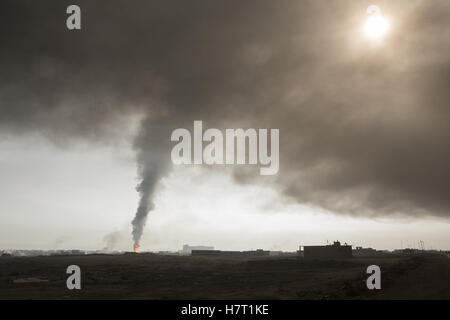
[364,15,389,39]
[364,5,389,40]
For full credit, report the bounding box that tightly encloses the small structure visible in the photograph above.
[301,241,352,260]
[401,248,419,255]
[191,249,270,257]
[353,247,379,257]
[70,250,85,255]
[246,249,270,256]
[180,244,215,255]
[191,250,232,257]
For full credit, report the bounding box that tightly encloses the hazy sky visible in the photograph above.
[0,0,449,251]
[1,135,448,251]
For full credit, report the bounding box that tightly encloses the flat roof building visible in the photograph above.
[180,244,215,255]
[191,249,270,257]
[301,241,352,260]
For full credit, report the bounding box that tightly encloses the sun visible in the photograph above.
[364,15,389,38]
[364,5,389,39]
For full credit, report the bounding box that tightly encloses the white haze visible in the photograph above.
[0,135,449,251]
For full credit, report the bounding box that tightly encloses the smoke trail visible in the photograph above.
[131,116,173,249]
[103,230,121,251]
[131,171,158,249]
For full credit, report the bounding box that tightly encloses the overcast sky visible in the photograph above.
[0,0,449,251]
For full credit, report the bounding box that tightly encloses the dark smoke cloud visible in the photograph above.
[1,0,449,246]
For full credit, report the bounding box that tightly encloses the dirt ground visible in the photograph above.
[0,253,448,299]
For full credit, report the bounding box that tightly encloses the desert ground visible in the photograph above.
[0,253,449,299]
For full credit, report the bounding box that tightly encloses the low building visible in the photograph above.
[192,250,231,256]
[70,250,85,255]
[157,251,179,256]
[401,248,420,255]
[353,247,379,257]
[244,249,270,256]
[301,241,352,260]
[180,244,215,255]
[191,249,270,257]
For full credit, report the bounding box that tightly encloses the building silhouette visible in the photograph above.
[301,241,352,260]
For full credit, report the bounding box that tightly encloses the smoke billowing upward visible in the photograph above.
[103,231,121,251]
[131,116,173,248]
[131,161,163,249]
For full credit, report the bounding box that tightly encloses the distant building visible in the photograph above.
[401,248,420,255]
[180,244,215,255]
[353,247,379,257]
[157,251,179,256]
[269,251,297,256]
[70,250,85,255]
[246,249,270,256]
[191,249,270,257]
[191,250,230,256]
[301,241,352,260]
[269,251,283,256]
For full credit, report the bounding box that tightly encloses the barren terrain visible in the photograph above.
[0,253,448,299]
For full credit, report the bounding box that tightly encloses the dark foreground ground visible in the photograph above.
[0,253,449,299]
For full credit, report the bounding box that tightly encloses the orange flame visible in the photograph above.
[134,245,139,253]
